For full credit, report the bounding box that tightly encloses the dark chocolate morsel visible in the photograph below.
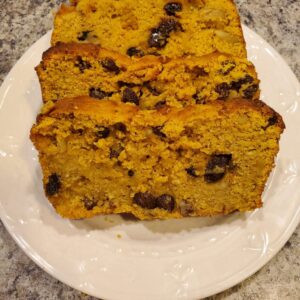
[144,82,161,96]
[156,194,175,212]
[192,66,208,77]
[96,126,110,139]
[230,75,254,91]
[77,31,91,41]
[148,19,182,49]
[133,192,157,209]
[193,93,206,104]
[128,170,135,177]
[263,115,278,130]
[164,2,182,16]
[206,154,232,170]
[205,154,232,183]
[268,115,278,126]
[82,197,97,210]
[204,173,225,183]
[122,88,140,105]
[243,84,259,99]
[126,47,145,57]
[75,56,91,73]
[215,82,230,99]
[46,173,61,196]
[113,122,127,133]
[101,58,120,74]
[186,166,199,178]
[89,87,113,99]
[71,128,84,135]
[110,144,124,159]
[220,60,236,75]
[152,126,167,138]
[154,100,167,109]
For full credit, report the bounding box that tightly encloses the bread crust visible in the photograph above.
[35,96,285,131]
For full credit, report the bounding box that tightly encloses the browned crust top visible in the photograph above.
[41,42,164,65]
[39,42,256,75]
[41,96,285,131]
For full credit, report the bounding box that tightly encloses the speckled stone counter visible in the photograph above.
[0,0,299,299]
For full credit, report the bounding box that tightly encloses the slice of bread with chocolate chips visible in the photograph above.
[30,97,284,220]
[36,43,259,109]
[52,0,247,58]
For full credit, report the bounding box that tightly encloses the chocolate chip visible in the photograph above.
[149,30,167,49]
[215,83,230,99]
[113,122,127,133]
[193,93,206,104]
[144,82,161,96]
[268,115,277,126]
[71,128,84,135]
[148,19,182,49]
[263,115,278,130]
[244,75,254,83]
[164,2,182,16]
[205,154,232,183]
[154,100,167,109]
[230,75,254,91]
[192,66,208,77]
[101,58,120,74]
[207,154,232,169]
[220,60,236,75]
[89,87,113,99]
[192,93,199,101]
[152,126,167,138]
[133,192,157,209]
[204,173,225,183]
[128,170,135,177]
[186,166,199,178]
[96,126,110,139]
[82,197,97,210]
[122,88,139,105]
[46,173,61,196]
[110,144,124,159]
[75,56,91,73]
[159,19,183,35]
[68,113,75,120]
[126,47,145,57]
[156,194,175,211]
[243,84,259,99]
[77,31,91,41]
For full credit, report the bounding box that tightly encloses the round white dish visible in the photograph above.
[0,26,299,300]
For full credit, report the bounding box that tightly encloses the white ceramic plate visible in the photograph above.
[0,26,300,300]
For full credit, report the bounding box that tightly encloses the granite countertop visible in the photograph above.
[0,0,299,299]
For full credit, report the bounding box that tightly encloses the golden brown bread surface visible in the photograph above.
[36,43,260,108]
[30,97,284,220]
[51,0,247,58]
